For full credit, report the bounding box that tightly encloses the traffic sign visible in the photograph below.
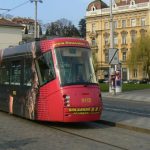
[108,48,119,65]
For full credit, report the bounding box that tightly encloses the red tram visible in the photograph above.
[0,38,103,122]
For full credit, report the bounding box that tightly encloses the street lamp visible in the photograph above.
[30,0,43,39]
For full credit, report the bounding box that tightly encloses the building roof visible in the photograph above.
[116,0,149,6]
[87,0,108,11]
[12,17,35,25]
[0,18,23,28]
[87,0,149,10]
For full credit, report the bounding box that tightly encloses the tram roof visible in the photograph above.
[2,37,90,59]
[2,42,38,60]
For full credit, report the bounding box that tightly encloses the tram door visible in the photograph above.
[10,58,36,119]
[0,59,24,114]
[0,62,10,112]
[9,59,24,115]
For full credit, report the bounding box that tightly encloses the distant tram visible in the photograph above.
[0,38,103,122]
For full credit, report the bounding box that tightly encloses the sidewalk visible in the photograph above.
[102,89,150,102]
[100,89,150,134]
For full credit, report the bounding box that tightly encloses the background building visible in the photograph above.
[0,18,23,49]
[0,17,42,50]
[86,0,150,81]
[12,17,41,42]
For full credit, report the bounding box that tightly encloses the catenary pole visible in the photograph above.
[30,0,43,39]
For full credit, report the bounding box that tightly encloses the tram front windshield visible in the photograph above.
[55,47,97,86]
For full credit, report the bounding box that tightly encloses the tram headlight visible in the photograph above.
[63,95,70,107]
[65,95,70,100]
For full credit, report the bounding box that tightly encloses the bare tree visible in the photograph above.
[45,18,80,37]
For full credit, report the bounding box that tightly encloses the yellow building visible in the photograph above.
[86,0,150,81]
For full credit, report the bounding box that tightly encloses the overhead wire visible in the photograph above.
[2,0,30,15]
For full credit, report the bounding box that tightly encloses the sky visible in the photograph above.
[0,0,109,27]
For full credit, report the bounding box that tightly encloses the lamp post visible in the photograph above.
[30,0,43,39]
[110,0,114,50]
[109,0,122,94]
[109,0,115,94]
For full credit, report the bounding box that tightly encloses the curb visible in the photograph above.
[96,120,150,135]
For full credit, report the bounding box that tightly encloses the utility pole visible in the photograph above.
[30,0,43,39]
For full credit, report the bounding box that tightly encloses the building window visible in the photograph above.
[113,4,117,8]
[131,19,136,27]
[122,52,126,61]
[133,69,138,78]
[140,29,146,37]
[104,22,109,30]
[141,18,145,27]
[122,20,126,28]
[143,70,147,78]
[113,21,117,29]
[131,33,136,43]
[122,68,127,81]
[91,38,96,46]
[114,36,118,45]
[91,5,96,11]
[130,0,135,6]
[122,34,127,44]
[92,23,96,32]
[28,25,34,34]
[104,36,109,45]
[105,52,109,63]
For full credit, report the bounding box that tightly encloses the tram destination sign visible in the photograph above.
[108,48,119,65]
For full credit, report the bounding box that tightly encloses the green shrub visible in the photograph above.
[99,83,150,92]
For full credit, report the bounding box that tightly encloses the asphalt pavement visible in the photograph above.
[100,89,150,134]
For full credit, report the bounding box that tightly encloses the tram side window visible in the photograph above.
[24,61,32,86]
[0,63,9,85]
[37,51,56,85]
[10,61,21,85]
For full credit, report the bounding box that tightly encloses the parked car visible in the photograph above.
[139,78,150,84]
[123,80,128,84]
[127,79,139,84]
[98,78,109,84]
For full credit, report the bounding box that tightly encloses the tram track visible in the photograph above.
[40,122,128,150]
[1,111,150,150]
